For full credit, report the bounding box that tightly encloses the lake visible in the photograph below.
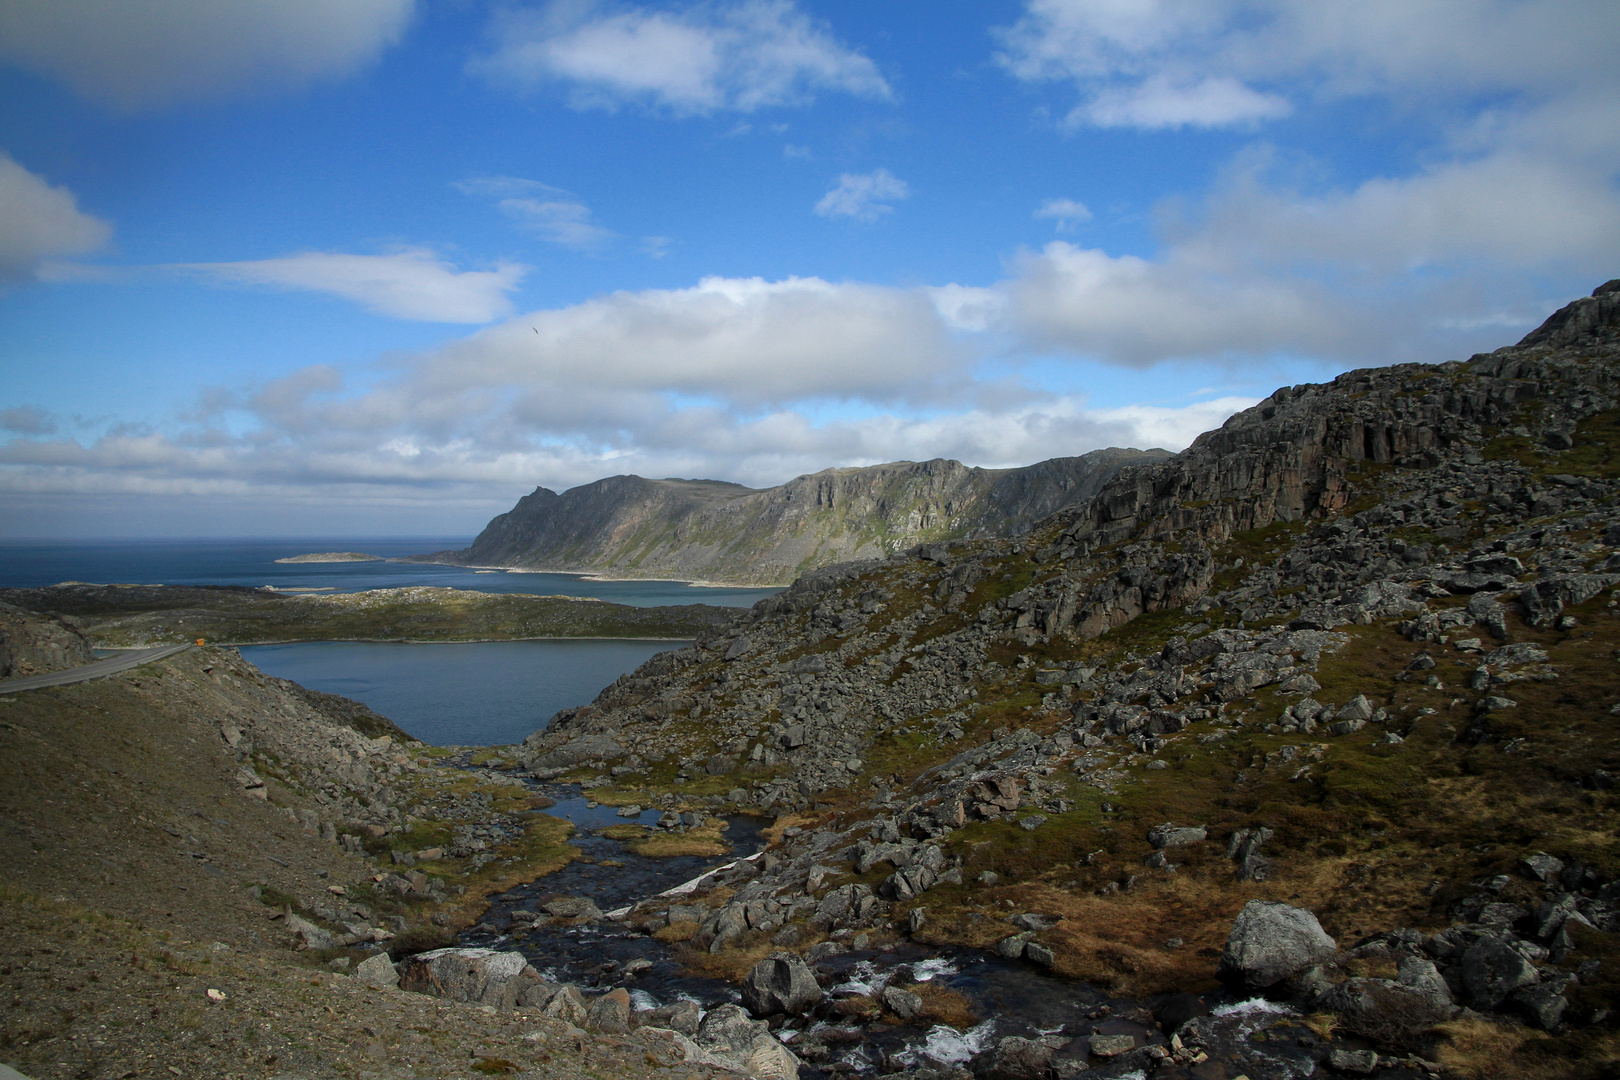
[5,538,774,747]
[240,638,685,747]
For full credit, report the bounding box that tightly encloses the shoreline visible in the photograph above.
[110,635,701,648]
[411,558,791,590]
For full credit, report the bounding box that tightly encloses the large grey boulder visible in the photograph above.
[1459,935,1540,1010]
[1147,823,1207,849]
[740,953,823,1016]
[354,952,399,989]
[693,1004,801,1079]
[282,913,336,951]
[398,947,527,1006]
[1218,900,1337,990]
[542,896,604,920]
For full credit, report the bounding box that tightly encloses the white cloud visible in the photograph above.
[1034,197,1092,231]
[814,169,908,222]
[175,249,528,323]
[0,0,415,111]
[456,176,617,251]
[1081,74,1289,129]
[473,0,890,115]
[1006,241,1354,366]
[439,275,962,407]
[988,1,1620,364]
[995,0,1620,131]
[0,153,112,282]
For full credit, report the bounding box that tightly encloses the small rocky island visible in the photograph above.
[274,551,385,563]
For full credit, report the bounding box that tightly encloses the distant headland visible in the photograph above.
[273,552,384,564]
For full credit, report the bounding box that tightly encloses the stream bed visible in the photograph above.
[448,769,1327,1079]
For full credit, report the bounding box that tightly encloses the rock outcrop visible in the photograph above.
[0,599,95,679]
[409,448,1168,586]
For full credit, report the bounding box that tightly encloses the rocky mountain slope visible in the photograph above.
[507,280,1620,1076]
[410,448,1168,587]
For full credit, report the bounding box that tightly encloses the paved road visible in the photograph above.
[0,644,192,695]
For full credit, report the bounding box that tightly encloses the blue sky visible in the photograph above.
[1,0,1616,538]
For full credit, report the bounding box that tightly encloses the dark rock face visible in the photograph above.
[409,448,1168,586]
[0,600,95,679]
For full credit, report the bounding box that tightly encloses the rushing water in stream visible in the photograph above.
[447,767,1325,1080]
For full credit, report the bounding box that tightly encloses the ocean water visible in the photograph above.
[240,639,685,747]
[0,538,781,608]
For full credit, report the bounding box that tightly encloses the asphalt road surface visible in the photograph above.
[0,644,192,695]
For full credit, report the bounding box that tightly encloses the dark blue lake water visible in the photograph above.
[240,639,684,748]
[3,539,776,747]
[0,537,781,608]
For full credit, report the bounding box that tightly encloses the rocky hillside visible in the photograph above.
[0,623,723,1079]
[410,448,1168,586]
[510,280,1620,1076]
[0,582,737,647]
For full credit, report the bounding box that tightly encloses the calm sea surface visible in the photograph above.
[4,538,777,747]
[0,537,781,608]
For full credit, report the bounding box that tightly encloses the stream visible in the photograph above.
[448,766,1326,1079]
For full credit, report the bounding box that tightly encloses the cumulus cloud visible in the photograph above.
[473,0,890,115]
[995,0,1620,131]
[456,177,617,252]
[0,0,415,111]
[0,153,112,282]
[986,1,1620,363]
[814,169,908,222]
[0,270,1260,532]
[173,249,528,323]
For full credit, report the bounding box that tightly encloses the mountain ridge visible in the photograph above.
[410,447,1171,586]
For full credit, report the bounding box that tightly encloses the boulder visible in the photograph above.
[972,1035,1056,1080]
[637,998,702,1035]
[282,913,335,951]
[585,987,632,1033]
[694,1004,800,1080]
[354,952,399,990]
[1147,823,1207,848]
[1010,912,1061,932]
[740,954,823,1017]
[1337,694,1375,721]
[1217,900,1337,990]
[1227,826,1273,882]
[398,947,528,1006]
[1087,1033,1137,1057]
[1459,935,1540,1010]
[1317,976,1453,1043]
[881,985,923,1021]
[542,896,604,920]
[527,983,588,1025]
[1513,971,1576,1030]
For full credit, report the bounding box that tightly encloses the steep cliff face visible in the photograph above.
[414,447,1167,585]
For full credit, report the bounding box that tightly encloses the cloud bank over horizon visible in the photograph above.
[1,0,1616,536]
